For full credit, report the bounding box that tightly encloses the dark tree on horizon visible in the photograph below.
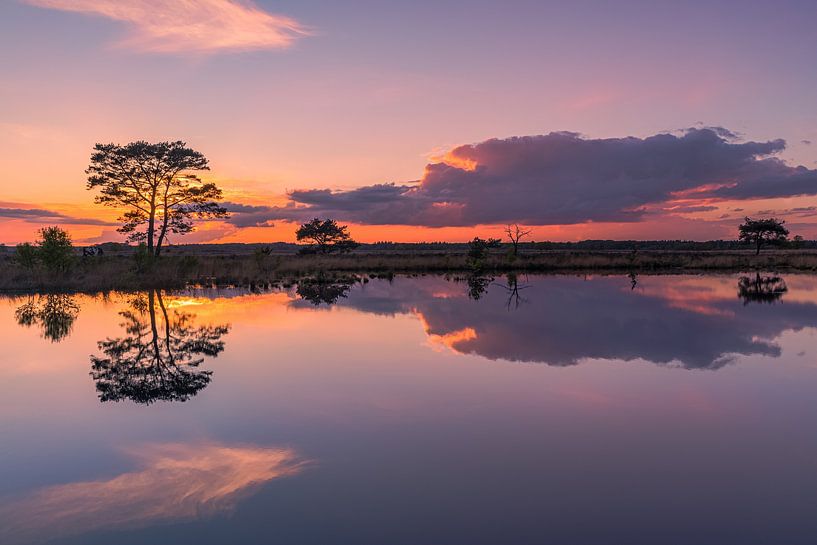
[86,141,228,257]
[295,218,359,254]
[505,224,532,257]
[90,290,229,404]
[738,217,789,255]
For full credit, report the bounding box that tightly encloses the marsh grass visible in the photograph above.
[3,249,817,292]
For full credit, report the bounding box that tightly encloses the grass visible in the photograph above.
[3,249,817,292]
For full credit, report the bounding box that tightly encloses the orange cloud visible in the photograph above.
[24,0,309,53]
[0,442,306,544]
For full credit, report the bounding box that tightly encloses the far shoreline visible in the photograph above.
[2,248,816,293]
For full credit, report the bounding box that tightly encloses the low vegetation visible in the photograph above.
[4,247,817,292]
[2,203,811,292]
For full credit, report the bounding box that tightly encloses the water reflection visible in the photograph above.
[737,273,788,305]
[15,294,79,343]
[497,273,529,310]
[465,274,493,301]
[331,274,817,369]
[90,290,230,404]
[5,274,817,379]
[296,277,354,306]
[0,442,305,545]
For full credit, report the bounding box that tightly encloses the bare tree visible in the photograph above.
[505,224,532,257]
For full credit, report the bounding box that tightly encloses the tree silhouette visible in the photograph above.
[738,217,789,255]
[90,290,229,404]
[505,224,532,257]
[295,218,359,254]
[15,294,80,343]
[296,277,354,305]
[737,274,788,305]
[86,141,228,257]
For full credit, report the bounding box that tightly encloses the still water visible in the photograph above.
[1,273,817,544]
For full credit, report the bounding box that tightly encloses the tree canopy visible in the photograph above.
[738,217,789,255]
[86,141,228,257]
[295,218,359,254]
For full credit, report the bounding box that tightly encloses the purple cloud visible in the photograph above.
[226,128,817,228]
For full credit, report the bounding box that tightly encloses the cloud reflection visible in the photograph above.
[0,442,306,544]
[325,275,817,369]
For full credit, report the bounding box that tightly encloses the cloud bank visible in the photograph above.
[0,206,114,226]
[24,0,309,53]
[226,128,817,228]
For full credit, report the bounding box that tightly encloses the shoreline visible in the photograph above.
[1,250,814,293]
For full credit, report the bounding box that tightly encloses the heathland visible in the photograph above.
[3,241,817,292]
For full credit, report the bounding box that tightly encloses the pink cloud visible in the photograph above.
[0,442,306,544]
[24,0,309,53]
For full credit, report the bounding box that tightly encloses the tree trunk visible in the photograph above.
[155,214,169,257]
[147,204,156,255]
[155,190,171,257]
[147,186,158,256]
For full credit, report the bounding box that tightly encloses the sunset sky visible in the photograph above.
[1,0,816,244]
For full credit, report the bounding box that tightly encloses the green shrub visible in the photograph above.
[36,227,75,273]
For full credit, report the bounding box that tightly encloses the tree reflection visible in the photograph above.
[466,274,494,300]
[90,290,229,404]
[738,274,788,305]
[495,273,530,310]
[296,278,354,306]
[15,294,80,343]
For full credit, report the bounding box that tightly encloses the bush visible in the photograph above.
[15,242,39,270]
[36,227,74,273]
[467,237,501,268]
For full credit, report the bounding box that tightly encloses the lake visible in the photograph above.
[2,272,817,544]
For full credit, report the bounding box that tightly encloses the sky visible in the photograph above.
[1,0,816,244]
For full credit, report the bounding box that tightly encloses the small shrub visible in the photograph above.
[37,226,74,273]
[467,237,501,269]
[15,242,39,271]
